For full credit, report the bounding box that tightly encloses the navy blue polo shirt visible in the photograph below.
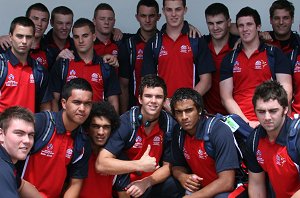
[0,145,21,198]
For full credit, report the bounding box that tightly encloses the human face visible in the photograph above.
[28,9,49,38]
[89,116,111,147]
[206,14,231,41]
[51,14,73,40]
[93,10,115,36]
[0,119,34,164]
[173,99,200,136]
[163,0,187,29]
[73,26,96,55]
[10,24,34,57]
[237,16,261,44]
[270,9,293,40]
[255,98,288,135]
[61,89,93,128]
[136,5,160,33]
[139,86,165,119]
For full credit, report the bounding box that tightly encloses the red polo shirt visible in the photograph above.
[94,38,118,57]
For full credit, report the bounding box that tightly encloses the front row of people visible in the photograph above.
[1,75,299,197]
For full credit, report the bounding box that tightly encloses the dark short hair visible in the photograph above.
[139,74,167,99]
[9,16,35,35]
[205,3,230,20]
[137,0,159,14]
[269,0,294,19]
[51,6,73,22]
[84,101,120,132]
[94,3,115,19]
[72,18,95,34]
[26,3,50,19]
[236,6,261,26]
[61,78,93,101]
[163,0,186,7]
[252,80,288,109]
[170,88,203,115]
[0,106,34,132]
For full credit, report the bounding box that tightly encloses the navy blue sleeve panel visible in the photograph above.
[244,130,264,173]
[170,125,189,167]
[0,159,19,198]
[41,85,54,103]
[273,47,293,74]
[34,112,48,142]
[49,58,64,94]
[69,139,92,179]
[40,68,52,103]
[104,113,132,157]
[104,65,121,97]
[161,116,177,163]
[118,41,131,79]
[141,36,157,76]
[196,37,216,75]
[209,120,240,173]
[220,51,234,81]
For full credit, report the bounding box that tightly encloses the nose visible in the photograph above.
[78,103,85,111]
[145,16,150,23]
[97,127,105,135]
[23,134,30,144]
[279,18,284,24]
[150,96,156,103]
[213,23,218,30]
[21,36,27,44]
[79,36,83,43]
[182,112,188,119]
[265,111,271,120]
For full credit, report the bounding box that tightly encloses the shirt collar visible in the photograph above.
[56,110,84,137]
[161,20,190,35]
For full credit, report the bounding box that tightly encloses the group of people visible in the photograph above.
[0,0,299,197]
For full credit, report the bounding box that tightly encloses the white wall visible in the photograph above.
[0,0,299,35]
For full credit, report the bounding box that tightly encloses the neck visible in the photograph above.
[78,50,94,64]
[242,37,260,57]
[139,28,157,42]
[62,111,79,132]
[96,32,111,43]
[274,31,292,41]
[166,23,184,41]
[11,49,27,65]
[91,143,101,155]
[266,117,286,142]
[32,36,42,49]
[52,34,67,50]
[212,33,230,54]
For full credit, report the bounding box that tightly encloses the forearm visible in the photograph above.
[108,95,119,114]
[18,179,42,198]
[63,178,83,198]
[222,98,248,122]
[52,93,60,112]
[194,74,211,96]
[144,162,171,187]
[120,84,129,114]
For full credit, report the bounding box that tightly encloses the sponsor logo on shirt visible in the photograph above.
[67,69,77,82]
[30,74,35,84]
[153,135,161,146]
[159,46,168,57]
[183,147,190,160]
[133,136,143,148]
[256,149,264,164]
[36,56,47,66]
[66,148,73,159]
[180,45,192,54]
[198,149,208,159]
[233,61,241,73]
[137,49,144,60]
[5,74,18,86]
[254,60,268,70]
[40,143,54,157]
[91,73,102,83]
[275,154,286,167]
[294,61,300,73]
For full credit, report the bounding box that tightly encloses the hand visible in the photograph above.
[233,38,241,49]
[138,145,158,172]
[103,54,119,67]
[248,121,260,128]
[125,178,151,198]
[0,35,11,50]
[57,49,74,60]
[163,98,172,113]
[112,28,123,41]
[179,174,202,193]
[188,24,202,38]
[259,31,273,42]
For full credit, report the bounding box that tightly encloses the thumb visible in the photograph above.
[143,144,151,156]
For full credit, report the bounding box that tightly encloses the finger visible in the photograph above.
[143,144,151,156]
[155,164,160,170]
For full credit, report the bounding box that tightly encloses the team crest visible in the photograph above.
[294,61,300,73]
[256,149,264,164]
[153,135,161,146]
[66,148,73,159]
[67,69,77,81]
[5,74,18,86]
[159,46,168,57]
[233,61,241,73]
[180,45,191,54]
[30,74,35,83]
[91,73,101,83]
[183,147,190,160]
[198,149,208,159]
[275,154,286,167]
[112,50,118,56]
[41,143,54,157]
[133,136,143,148]
[137,49,144,60]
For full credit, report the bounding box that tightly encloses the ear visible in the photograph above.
[61,98,67,110]
[257,24,261,32]
[0,128,4,144]
[92,33,96,42]
[184,7,187,15]
[138,95,142,105]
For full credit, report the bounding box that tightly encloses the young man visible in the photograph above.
[96,75,180,198]
[44,6,75,68]
[142,0,215,111]
[170,88,239,197]
[246,80,300,197]
[0,16,49,113]
[22,78,93,197]
[50,18,120,113]
[0,106,41,198]
[0,3,51,69]
[79,101,120,198]
[119,0,161,113]
[202,3,239,115]
[220,7,292,128]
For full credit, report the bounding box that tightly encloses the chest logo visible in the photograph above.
[153,135,161,146]
[112,50,118,56]
[66,148,73,159]
[294,61,300,73]
[137,49,144,60]
[40,143,54,158]
[67,69,77,82]
[198,148,208,159]
[275,154,286,167]
[180,45,192,54]
[133,136,143,148]
[29,74,35,84]
[159,46,168,57]
[256,149,264,164]
[183,147,190,160]
[233,61,241,73]
[91,73,101,83]
[5,74,18,86]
